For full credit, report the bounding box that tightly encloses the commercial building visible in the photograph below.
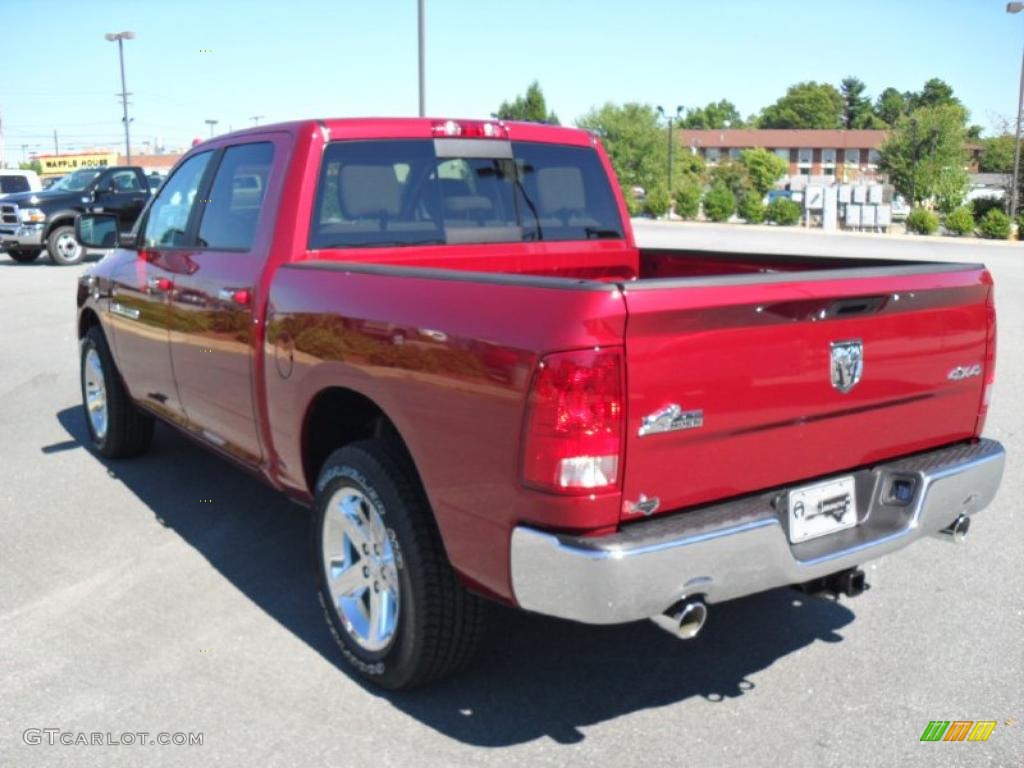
[677,129,888,183]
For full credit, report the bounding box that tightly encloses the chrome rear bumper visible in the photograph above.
[510,439,1005,624]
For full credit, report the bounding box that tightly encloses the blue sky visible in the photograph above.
[1,0,1021,161]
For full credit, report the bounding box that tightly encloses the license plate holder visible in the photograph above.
[787,476,857,544]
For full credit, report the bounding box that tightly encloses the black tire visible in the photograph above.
[80,325,154,458]
[314,440,484,690]
[7,249,41,264]
[47,224,85,266]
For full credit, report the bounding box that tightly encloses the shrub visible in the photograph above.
[1017,214,1024,238]
[738,193,765,224]
[906,207,939,235]
[702,182,736,222]
[623,185,643,216]
[943,206,974,236]
[978,208,1011,240]
[674,181,702,220]
[643,186,671,218]
[971,196,1004,221]
[765,197,801,226]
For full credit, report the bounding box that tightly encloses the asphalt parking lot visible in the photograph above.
[1,224,1021,767]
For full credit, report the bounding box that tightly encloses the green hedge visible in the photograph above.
[978,208,1011,240]
[906,207,939,235]
[765,197,801,226]
[943,206,974,236]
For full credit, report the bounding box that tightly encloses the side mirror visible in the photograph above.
[76,213,127,249]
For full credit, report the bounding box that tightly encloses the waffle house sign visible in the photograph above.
[37,152,118,177]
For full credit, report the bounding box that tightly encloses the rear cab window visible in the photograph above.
[310,139,623,249]
[0,176,30,194]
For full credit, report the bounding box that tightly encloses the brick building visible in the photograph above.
[677,129,888,182]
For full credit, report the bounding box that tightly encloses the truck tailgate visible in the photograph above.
[620,264,992,521]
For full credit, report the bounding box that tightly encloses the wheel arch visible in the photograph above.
[78,307,102,340]
[300,386,426,503]
[43,212,78,240]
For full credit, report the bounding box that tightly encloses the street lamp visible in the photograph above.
[205,119,219,137]
[1008,2,1024,223]
[657,105,684,203]
[418,0,426,116]
[104,31,135,163]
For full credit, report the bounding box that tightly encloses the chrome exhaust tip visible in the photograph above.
[939,514,971,543]
[652,597,708,640]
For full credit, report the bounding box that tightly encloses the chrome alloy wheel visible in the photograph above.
[83,348,108,440]
[321,487,400,653]
[54,231,82,262]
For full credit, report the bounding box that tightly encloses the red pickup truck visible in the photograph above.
[75,117,1005,690]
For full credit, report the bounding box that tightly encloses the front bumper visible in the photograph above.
[510,439,1005,624]
[0,223,44,250]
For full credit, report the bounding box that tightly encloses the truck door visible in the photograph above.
[167,137,285,466]
[107,152,214,425]
[94,168,151,229]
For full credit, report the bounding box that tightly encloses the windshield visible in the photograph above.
[310,139,623,249]
[50,169,103,192]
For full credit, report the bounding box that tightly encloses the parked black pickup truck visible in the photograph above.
[0,166,151,265]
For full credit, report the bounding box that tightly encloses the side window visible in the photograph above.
[143,152,212,248]
[108,169,142,192]
[196,142,274,250]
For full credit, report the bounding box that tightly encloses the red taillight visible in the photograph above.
[522,348,624,493]
[976,286,997,435]
[430,119,508,139]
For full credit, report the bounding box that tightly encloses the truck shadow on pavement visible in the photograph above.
[54,406,856,748]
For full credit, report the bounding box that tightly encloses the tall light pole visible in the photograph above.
[418,0,426,116]
[657,105,684,199]
[250,115,264,126]
[1008,2,1024,223]
[105,31,135,163]
[205,119,219,137]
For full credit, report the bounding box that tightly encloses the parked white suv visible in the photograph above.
[0,169,42,198]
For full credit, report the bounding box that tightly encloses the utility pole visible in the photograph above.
[53,129,59,155]
[417,0,426,116]
[1008,3,1024,223]
[205,119,219,137]
[250,115,264,126]
[657,105,684,209]
[105,31,135,163]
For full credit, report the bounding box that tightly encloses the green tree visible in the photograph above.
[979,135,1015,173]
[759,81,843,129]
[681,100,745,129]
[674,180,702,219]
[703,182,736,222]
[934,166,969,214]
[878,104,968,204]
[738,148,788,197]
[577,103,664,197]
[709,160,752,200]
[18,160,42,173]
[496,81,559,124]
[840,77,872,129]
[874,87,906,126]
[909,78,961,111]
